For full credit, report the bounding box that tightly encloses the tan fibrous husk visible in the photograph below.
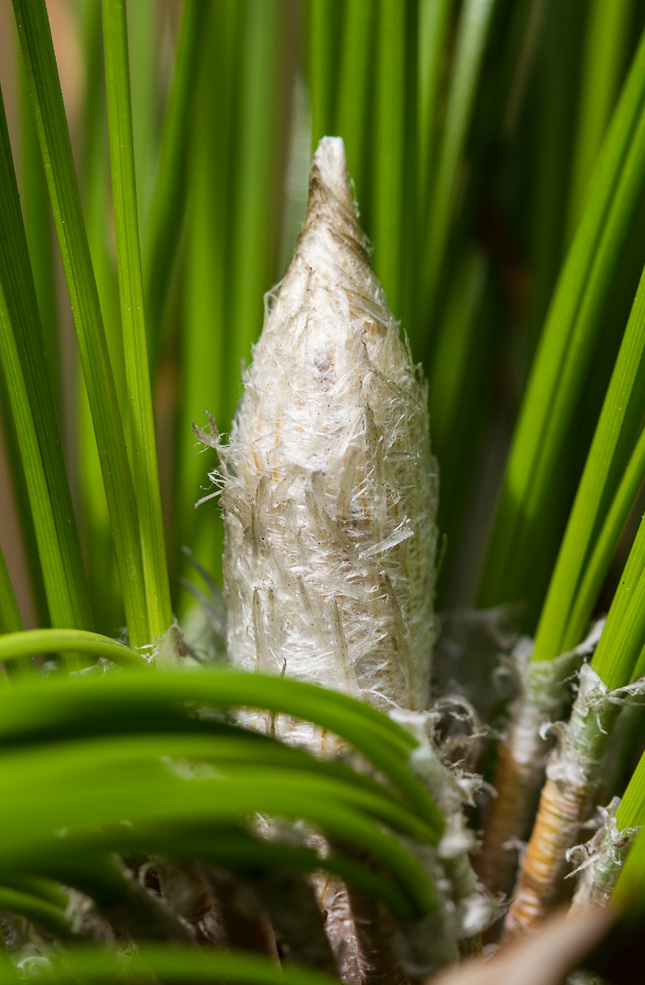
[209,137,438,740]
[476,620,604,897]
[504,661,645,938]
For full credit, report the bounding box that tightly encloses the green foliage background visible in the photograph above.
[4,0,645,979]
[4,0,645,639]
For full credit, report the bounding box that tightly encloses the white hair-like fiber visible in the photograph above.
[214,137,438,740]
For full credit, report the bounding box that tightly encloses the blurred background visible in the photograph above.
[1,0,645,641]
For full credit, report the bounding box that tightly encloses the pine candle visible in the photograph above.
[211,137,438,735]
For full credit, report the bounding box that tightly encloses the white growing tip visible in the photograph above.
[214,136,439,741]
[311,136,352,204]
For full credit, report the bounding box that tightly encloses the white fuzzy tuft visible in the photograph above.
[213,136,438,738]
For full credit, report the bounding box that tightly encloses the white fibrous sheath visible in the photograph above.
[213,137,438,736]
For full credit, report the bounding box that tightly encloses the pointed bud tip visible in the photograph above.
[311,136,352,205]
[301,136,366,256]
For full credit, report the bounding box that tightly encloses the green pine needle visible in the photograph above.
[13,0,149,647]
[102,0,172,639]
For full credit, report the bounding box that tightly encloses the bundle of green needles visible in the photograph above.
[3,1,645,984]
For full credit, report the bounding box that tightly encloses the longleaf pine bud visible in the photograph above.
[214,137,438,725]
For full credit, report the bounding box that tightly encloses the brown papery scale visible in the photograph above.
[210,137,438,744]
